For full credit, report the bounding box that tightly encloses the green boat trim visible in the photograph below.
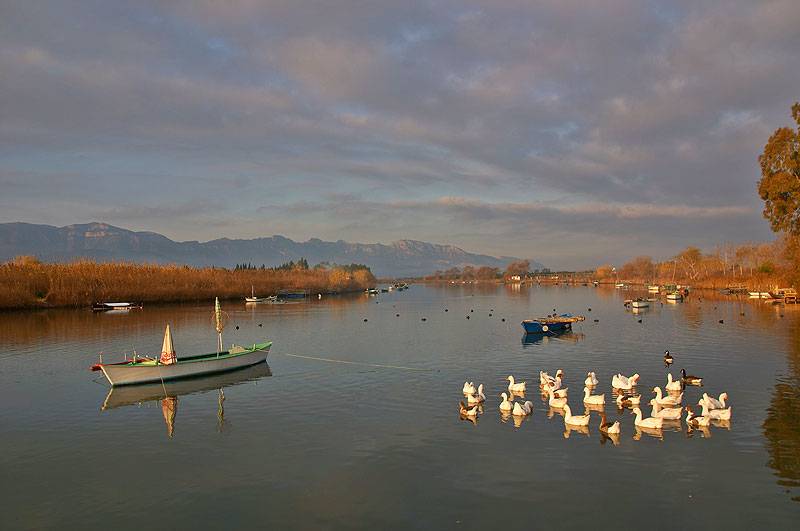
[103,342,272,368]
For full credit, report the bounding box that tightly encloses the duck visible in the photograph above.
[700,392,729,410]
[685,406,711,427]
[540,369,563,387]
[499,392,513,412]
[599,412,621,434]
[699,401,732,420]
[665,372,683,392]
[459,401,479,416]
[583,386,605,405]
[632,407,663,429]
[542,375,564,392]
[563,404,591,426]
[664,350,673,367]
[681,368,703,386]
[548,388,567,408]
[612,373,640,390]
[648,400,683,420]
[584,371,599,386]
[462,381,476,395]
[652,386,682,407]
[512,401,534,416]
[466,384,486,405]
[507,375,526,393]
[616,393,641,407]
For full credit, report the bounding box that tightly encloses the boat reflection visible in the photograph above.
[102,363,272,438]
[521,330,585,346]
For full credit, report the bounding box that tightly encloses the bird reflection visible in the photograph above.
[600,431,621,446]
[563,424,590,438]
[686,425,712,439]
[633,425,664,441]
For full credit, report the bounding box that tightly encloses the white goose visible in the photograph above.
[665,373,682,392]
[653,386,682,407]
[616,393,641,407]
[686,406,711,427]
[649,399,683,420]
[632,407,663,429]
[466,384,486,405]
[583,386,605,405]
[563,404,591,426]
[462,381,476,395]
[584,372,599,386]
[512,401,534,416]
[499,392,513,412]
[700,401,732,420]
[507,375,526,393]
[612,373,640,390]
[701,392,729,410]
[540,369,563,386]
[548,388,567,408]
[459,401,479,416]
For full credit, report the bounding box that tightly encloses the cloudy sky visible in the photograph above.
[1,0,799,268]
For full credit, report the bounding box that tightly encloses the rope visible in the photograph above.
[279,352,431,372]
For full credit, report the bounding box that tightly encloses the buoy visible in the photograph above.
[501,318,505,322]
[588,308,592,311]
[637,319,642,323]
[258,323,262,327]
[718,319,724,324]
[396,313,400,317]
[542,325,549,332]
[470,309,474,313]
[421,317,427,322]
[466,315,470,319]
[489,313,493,317]
[445,308,448,312]
[593,319,599,322]
[363,318,368,322]
[235,325,239,330]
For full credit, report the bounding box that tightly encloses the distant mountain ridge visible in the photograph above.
[0,222,542,277]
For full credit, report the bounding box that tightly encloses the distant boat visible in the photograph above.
[92,302,142,312]
[245,285,269,303]
[278,289,308,299]
[631,299,649,309]
[614,282,625,288]
[90,298,270,386]
[366,288,379,295]
[647,285,660,293]
[666,291,683,301]
[749,292,771,298]
[521,314,585,334]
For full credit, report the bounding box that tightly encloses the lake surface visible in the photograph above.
[2,284,800,529]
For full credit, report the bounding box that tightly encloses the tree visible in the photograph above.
[504,260,530,278]
[758,103,800,235]
[595,264,614,279]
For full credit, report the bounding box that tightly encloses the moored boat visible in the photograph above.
[647,285,660,293]
[90,298,270,386]
[521,314,585,334]
[92,301,143,312]
[631,299,649,308]
[666,291,683,301]
[245,285,270,303]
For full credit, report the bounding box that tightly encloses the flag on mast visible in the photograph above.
[159,324,177,365]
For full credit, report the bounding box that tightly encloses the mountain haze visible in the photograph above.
[0,223,541,277]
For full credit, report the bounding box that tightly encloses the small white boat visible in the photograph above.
[91,298,270,386]
[631,299,649,309]
[666,291,683,301]
[648,285,660,293]
[748,292,771,299]
[245,285,271,303]
[615,283,625,288]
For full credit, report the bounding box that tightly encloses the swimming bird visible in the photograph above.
[512,401,534,416]
[499,392,513,411]
[699,401,732,420]
[507,375,526,393]
[664,350,673,367]
[540,369,563,387]
[700,392,729,410]
[563,404,591,426]
[685,406,711,427]
[599,412,621,434]
[632,407,663,429]
[648,400,683,420]
[462,382,476,395]
[665,373,683,392]
[652,386,682,406]
[459,401,479,416]
[584,372,599,386]
[681,368,703,386]
[548,388,567,408]
[583,386,605,405]
[466,384,486,405]
[612,373,640,390]
[616,393,641,407]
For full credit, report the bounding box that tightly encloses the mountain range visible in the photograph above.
[0,222,542,277]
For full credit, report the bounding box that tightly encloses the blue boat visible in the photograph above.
[521,314,585,334]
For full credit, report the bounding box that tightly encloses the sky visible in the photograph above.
[1,0,799,269]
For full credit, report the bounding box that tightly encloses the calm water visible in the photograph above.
[2,284,800,529]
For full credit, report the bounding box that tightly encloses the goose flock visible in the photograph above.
[459,361,731,440]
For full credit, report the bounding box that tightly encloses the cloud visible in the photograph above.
[0,0,797,266]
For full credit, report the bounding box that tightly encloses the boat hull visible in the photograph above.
[521,320,572,334]
[99,343,271,386]
[631,301,649,308]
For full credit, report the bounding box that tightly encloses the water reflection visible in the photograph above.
[764,320,800,502]
[521,331,584,346]
[102,363,271,438]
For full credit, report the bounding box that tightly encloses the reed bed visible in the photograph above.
[0,257,376,310]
